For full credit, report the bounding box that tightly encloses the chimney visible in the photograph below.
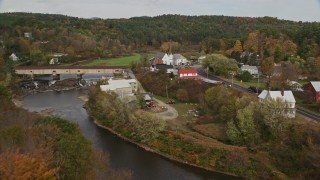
[281,88,284,96]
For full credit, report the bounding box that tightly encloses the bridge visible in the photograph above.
[15,66,126,79]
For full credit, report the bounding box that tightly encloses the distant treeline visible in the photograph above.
[0,13,319,64]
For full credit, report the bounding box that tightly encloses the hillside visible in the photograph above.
[0,13,302,43]
[0,13,319,65]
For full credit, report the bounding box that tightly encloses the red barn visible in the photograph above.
[178,68,199,80]
[304,81,320,103]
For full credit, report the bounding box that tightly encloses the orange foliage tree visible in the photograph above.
[0,151,58,179]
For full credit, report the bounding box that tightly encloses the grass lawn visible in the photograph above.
[298,80,309,86]
[153,95,198,121]
[234,78,267,89]
[84,53,141,66]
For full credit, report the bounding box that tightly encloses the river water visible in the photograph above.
[22,89,236,180]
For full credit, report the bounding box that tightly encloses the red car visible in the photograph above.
[166,100,175,104]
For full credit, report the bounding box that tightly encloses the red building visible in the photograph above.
[178,68,200,80]
[304,81,320,103]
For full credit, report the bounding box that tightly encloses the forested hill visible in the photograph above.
[114,15,302,44]
[0,13,319,65]
[0,13,303,44]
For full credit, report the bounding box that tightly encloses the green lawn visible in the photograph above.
[298,80,309,86]
[84,53,141,66]
[153,95,198,120]
[234,78,266,89]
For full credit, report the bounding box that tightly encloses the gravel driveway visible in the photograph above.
[153,98,179,120]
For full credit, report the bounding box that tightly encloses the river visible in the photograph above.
[22,89,237,180]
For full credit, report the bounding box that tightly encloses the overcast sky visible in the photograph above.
[0,0,320,22]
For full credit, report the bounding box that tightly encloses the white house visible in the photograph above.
[162,53,171,65]
[100,79,138,97]
[151,64,177,75]
[24,32,32,39]
[258,89,296,118]
[173,54,189,65]
[9,53,19,61]
[287,80,303,91]
[151,52,189,66]
[198,55,206,63]
[49,58,60,65]
[240,65,258,76]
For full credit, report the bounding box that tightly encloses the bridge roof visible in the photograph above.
[15,66,126,70]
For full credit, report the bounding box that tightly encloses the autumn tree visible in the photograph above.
[226,103,257,146]
[244,31,265,55]
[176,89,189,102]
[260,98,288,138]
[0,151,58,179]
[261,56,274,77]
[233,40,243,53]
[129,111,165,143]
[220,95,252,123]
[281,61,301,82]
[160,41,181,53]
[203,54,239,77]
[204,86,232,115]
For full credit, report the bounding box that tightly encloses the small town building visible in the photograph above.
[143,94,153,106]
[172,54,189,65]
[272,64,282,77]
[49,58,60,65]
[304,81,320,103]
[24,32,32,39]
[151,52,172,65]
[287,80,303,91]
[258,89,296,118]
[151,52,189,66]
[179,68,199,80]
[9,53,19,61]
[240,65,259,76]
[100,79,138,97]
[198,55,206,64]
[198,51,206,63]
[151,64,177,75]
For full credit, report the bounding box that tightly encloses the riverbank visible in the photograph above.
[90,116,239,178]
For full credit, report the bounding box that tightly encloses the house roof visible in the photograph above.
[272,64,282,76]
[152,53,166,59]
[151,58,164,65]
[310,81,320,92]
[287,80,302,87]
[144,94,152,101]
[258,90,296,103]
[179,68,198,74]
[173,54,184,60]
[241,65,258,71]
[100,79,136,91]
[155,64,174,70]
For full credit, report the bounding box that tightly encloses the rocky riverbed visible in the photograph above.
[18,78,94,94]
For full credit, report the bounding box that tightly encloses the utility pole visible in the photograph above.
[229,71,235,87]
